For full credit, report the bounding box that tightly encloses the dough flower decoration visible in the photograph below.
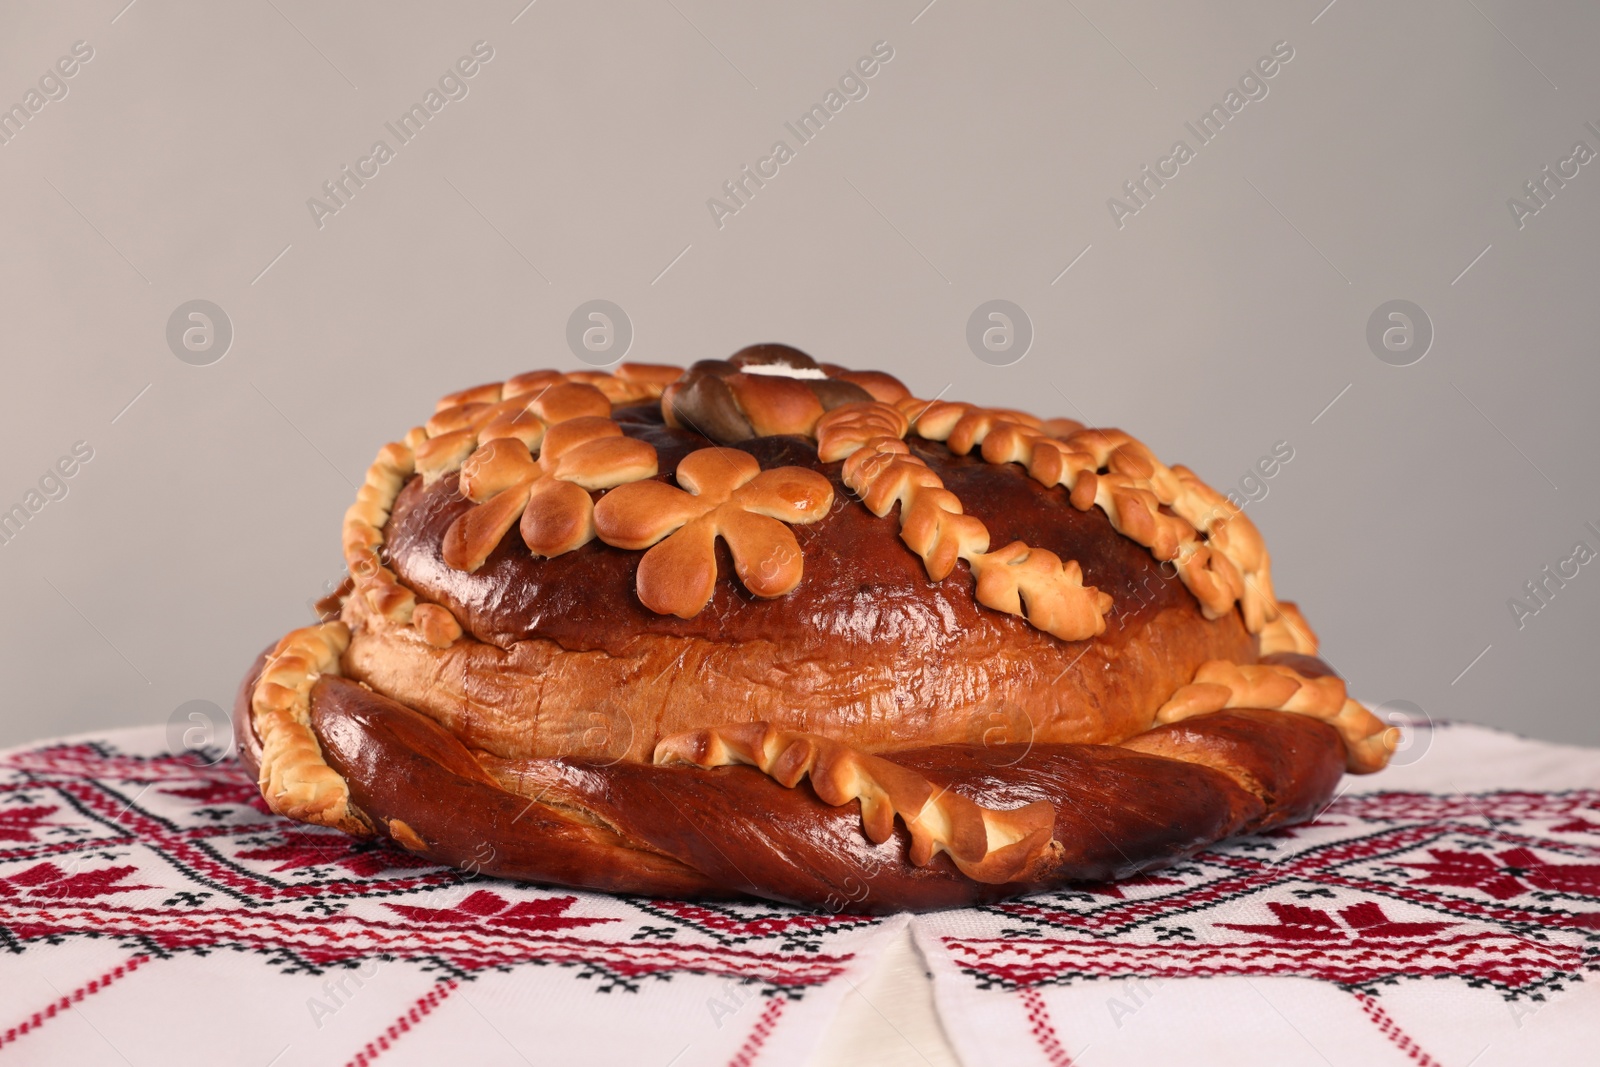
[594,448,835,617]
[414,380,613,482]
[340,365,678,649]
[441,415,658,572]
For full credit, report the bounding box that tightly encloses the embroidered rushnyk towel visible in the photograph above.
[0,721,1595,1066]
[913,721,1600,1067]
[0,726,898,1067]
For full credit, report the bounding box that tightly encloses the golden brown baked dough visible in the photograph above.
[236,343,1396,911]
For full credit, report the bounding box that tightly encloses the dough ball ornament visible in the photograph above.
[236,344,1398,912]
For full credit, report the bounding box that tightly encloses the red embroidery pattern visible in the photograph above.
[0,806,58,845]
[1351,991,1446,1067]
[7,732,1599,1034]
[1215,901,1455,940]
[1,861,154,900]
[726,996,786,1067]
[1019,985,1075,1067]
[936,789,1600,1000]
[386,889,619,933]
[344,980,459,1067]
[1399,847,1600,901]
[0,739,877,998]
[0,954,150,1050]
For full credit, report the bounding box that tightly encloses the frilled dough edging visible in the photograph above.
[249,622,368,835]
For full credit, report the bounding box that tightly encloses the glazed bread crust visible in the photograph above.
[236,351,1395,911]
[352,409,1254,763]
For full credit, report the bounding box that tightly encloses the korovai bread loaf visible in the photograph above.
[235,343,1395,912]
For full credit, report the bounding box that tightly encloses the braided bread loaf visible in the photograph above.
[237,345,1394,911]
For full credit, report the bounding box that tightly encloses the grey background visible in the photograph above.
[1,0,1596,751]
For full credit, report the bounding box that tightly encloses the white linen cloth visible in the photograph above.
[1,721,1595,1066]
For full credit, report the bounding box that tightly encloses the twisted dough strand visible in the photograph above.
[654,722,1057,884]
[1157,660,1397,772]
[815,401,910,463]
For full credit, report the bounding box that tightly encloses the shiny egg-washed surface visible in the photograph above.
[241,352,1391,909]
[366,403,1254,763]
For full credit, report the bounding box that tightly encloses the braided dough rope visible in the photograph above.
[239,659,1350,910]
[836,433,1113,641]
[249,621,369,834]
[435,364,683,411]
[653,722,1057,883]
[815,400,911,463]
[1157,660,1397,773]
[342,437,430,636]
[1258,602,1317,657]
[593,448,835,617]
